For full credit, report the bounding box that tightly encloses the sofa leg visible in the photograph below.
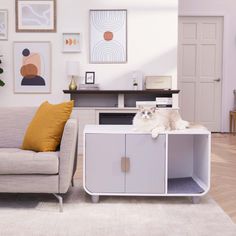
[53,193,63,212]
[71,178,74,187]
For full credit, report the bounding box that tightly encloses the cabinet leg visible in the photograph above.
[192,196,201,204]
[91,195,99,203]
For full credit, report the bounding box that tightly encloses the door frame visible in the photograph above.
[179,11,227,132]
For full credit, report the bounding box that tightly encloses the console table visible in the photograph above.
[63,89,180,108]
[83,125,211,204]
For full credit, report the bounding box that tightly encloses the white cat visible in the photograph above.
[133,106,189,138]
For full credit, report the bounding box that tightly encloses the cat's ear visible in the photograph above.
[151,107,156,113]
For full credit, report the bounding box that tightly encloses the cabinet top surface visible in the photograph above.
[84,125,211,135]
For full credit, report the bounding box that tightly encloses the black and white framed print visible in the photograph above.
[85,72,95,84]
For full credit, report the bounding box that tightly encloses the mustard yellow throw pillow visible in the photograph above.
[22,101,74,152]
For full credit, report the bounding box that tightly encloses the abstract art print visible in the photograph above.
[62,33,81,53]
[0,10,8,40]
[90,10,127,64]
[14,42,51,93]
[16,0,56,32]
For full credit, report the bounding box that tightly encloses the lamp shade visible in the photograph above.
[67,61,79,76]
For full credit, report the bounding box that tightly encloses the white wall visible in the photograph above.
[179,0,236,131]
[0,0,178,107]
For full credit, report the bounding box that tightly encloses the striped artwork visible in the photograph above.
[90,10,127,64]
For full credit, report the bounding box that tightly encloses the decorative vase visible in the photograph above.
[133,83,138,90]
[69,77,77,91]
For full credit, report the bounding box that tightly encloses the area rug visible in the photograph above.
[0,182,235,236]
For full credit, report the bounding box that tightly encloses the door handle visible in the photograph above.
[121,157,126,172]
[121,157,130,173]
[214,78,221,82]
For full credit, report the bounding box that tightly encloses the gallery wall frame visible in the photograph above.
[0,9,8,40]
[89,9,127,64]
[13,41,51,94]
[85,71,95,84]
[15,0,57,32]
[62,33,81,53]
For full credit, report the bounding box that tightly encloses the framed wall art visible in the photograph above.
[13,41,51,93]
[0,10,8,40]
[85,72,95,84]
[90,9,127,64]
[62,33,81,53]
[15,0,56,32]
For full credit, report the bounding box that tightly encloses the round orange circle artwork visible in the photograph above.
[103,31,113,41]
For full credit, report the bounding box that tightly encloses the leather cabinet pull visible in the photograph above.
[121,157,130,173]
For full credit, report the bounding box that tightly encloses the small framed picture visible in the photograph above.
[85,72,95,84]
[62,33,81,53]
[16,0,56,32]
[0,10,8,40]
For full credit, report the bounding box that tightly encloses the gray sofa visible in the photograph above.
[0,107,78,212]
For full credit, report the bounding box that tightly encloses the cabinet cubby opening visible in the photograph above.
[167,134,210,194]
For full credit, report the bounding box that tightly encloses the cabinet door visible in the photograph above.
[125,134,166,194]
[85,134,125,193]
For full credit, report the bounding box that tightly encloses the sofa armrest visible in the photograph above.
[58,118,78,193]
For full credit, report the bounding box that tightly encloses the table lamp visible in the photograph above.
[67,61,79,91]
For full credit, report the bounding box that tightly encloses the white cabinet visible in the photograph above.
[84,125,211,203]
[85,133,166,194]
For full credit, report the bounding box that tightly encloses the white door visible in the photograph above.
[178,16,223,131]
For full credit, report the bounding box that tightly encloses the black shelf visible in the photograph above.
[63,89,180,107]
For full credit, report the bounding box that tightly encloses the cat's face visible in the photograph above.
[138,106,156,120]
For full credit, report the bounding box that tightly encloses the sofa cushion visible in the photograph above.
[0,148,59,175]
[0,107,37,148]
[22,101,74,152]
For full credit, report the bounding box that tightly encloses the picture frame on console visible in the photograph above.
[13,41,51,94]
[85,72,95,84]
[15,0,56,32]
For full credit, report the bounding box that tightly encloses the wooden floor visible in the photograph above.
[210,133,236,224]
[77,133,236,224]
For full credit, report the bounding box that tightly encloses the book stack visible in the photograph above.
[136,98,173,108]
[79,84,100,90]
[136,101,157,107]
[156,97,172,108]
